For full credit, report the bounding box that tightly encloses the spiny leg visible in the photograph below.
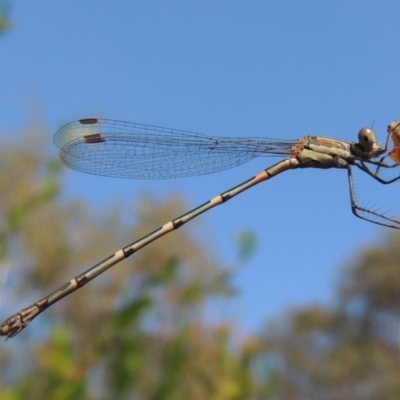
[347,166,400,229]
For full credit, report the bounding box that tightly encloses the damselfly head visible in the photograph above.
[388,121,400,162]
[357,127,383,156]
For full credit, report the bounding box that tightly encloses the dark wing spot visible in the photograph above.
[79,118,98,125]
[84,133,105,144]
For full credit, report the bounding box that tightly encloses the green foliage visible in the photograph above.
[18,329,87,400]
[233,229,257,263]
[258,233,400,399]
[0,0,11,36]
[0,123,265,399]
[149,256,179,285]
[112,297,152,329]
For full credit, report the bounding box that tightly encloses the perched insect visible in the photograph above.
[1,118,400,339]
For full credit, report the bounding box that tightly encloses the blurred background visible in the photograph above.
[1,1,400,399]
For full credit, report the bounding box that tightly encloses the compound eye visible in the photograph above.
[358,128,377,151]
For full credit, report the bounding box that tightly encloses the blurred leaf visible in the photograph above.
[0,390,19,400]
[149,256,179,285]
[4,160,60,231]
[233,230,257,263]
[0,0,11,36]
[14,329,87,400]
[112,297,152,330]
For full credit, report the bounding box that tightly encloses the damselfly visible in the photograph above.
[2,118,400,338]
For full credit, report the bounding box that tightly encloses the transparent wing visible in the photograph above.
[54,118,298,179]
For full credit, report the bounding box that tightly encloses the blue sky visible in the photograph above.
[1,1,400,334]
